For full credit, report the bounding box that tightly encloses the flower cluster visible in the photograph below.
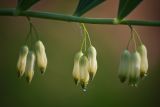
[72,23,97,91]
[17,18,47,83]
[118,27,148,87]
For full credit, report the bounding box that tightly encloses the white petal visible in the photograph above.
[17,45,29,77]
[35,40,47,74]
[137,44,148,78]
[128,51,141,87]
[118,50,131,83]
[88,45,97,80]
[79,56,89,90]
[25,51,35,83]
[72,51,83,85]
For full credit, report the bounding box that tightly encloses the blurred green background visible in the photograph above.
[0,0,160,107]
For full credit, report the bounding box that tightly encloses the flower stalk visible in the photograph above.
[0,8,160,26]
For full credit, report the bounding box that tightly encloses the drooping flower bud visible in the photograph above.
[17,45,29,77]
[35,40,47,74]
[87,45,97,80]
[25,51,35,83]
[79,55,90,91]
[72,51,83,85]
[118,50,131,83]
[128,51,141,87]
[137,44,148,78]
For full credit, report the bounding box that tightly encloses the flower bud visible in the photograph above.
[25,51,35,83]
[79,55,90,91]
[35,40,47,74]
[137,44,148,78]
[128,51,141,87]
[17,45,29,77]
[88,45,97,80]
[72,51,83,85]
[118,50,131,83]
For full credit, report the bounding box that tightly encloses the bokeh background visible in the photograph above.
[0,0,160,107]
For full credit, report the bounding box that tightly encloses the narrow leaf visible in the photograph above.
[16,0,40,11]
[74,0,106,16]
[118,0,143,20]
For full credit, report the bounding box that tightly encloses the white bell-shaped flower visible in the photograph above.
[35,40,47,74]
[17,45,29,77]
[79,55,90,91]
[87,45,97,80]
[25,51,35,83]
[137,44,148,78]
[72,51,83,85]
[128,51,141,87]
[118,50,131,83]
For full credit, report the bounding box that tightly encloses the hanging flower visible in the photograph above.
[72,51,83,85]
[79,55,90,91]
[17,45,29,77]
[25,51,36,83]
[35,40,47,74]
[137,44,148,78]
[118,50,131,83]
[128,51,141,87]
[87,45,97,80]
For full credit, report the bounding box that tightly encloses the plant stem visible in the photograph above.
[81,23,92,46]
[133,28,143,45]
[0,8,160,26]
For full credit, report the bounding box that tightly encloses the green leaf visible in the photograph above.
[74,0,106,16]
[118,0,143,20]
[16,0,40,11]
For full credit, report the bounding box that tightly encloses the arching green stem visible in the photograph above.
[0,8,160,26]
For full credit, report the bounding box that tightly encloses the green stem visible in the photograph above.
[0,8,160,26]
[80,34,87,52]
[132,31,137,51]
[31,23,40,40]
[127,25,132,49]
[25,17,32,45]
[133,28,143,45]
[27,17,40,40]
[80,24,87,52]
[84,33,87,52]
[81,23,92,46]
[127,26,137,50]
[126,35,132,50]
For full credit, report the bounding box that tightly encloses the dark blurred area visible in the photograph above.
[0,0,160,107]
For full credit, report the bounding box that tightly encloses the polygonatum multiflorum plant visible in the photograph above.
[118,26,148,87]
[17,17,47,83]
[72,24,98,91]
[0,0,160,92]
